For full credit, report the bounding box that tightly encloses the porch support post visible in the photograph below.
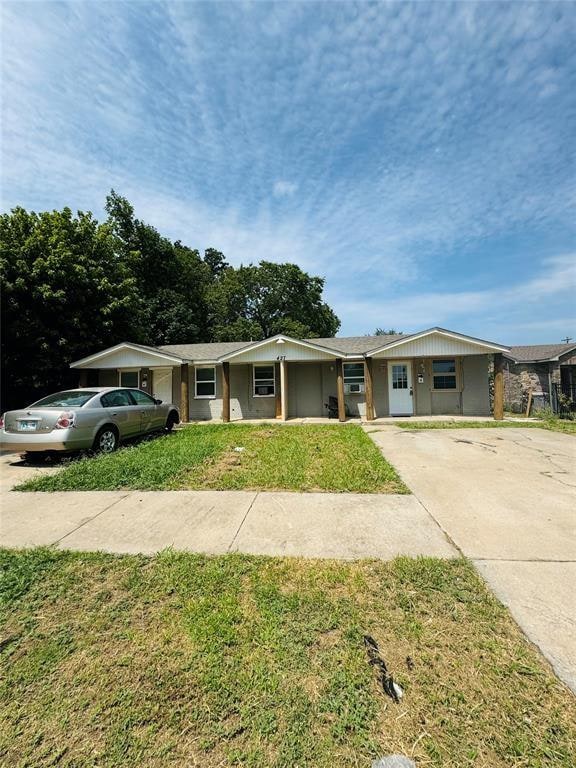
[222,362,230,423]
[280,359,288,421]
[336,358,346,422]
[364,357,374,421]
[493,353,504,421]
[274,362,282,418]
[78,370,88,388]
[180,363,189,423]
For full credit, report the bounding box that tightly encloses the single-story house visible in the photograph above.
[503,343,576,414]
[70,327,509,422]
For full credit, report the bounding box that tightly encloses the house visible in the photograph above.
[503,343,576,414]
[70,327,510,422]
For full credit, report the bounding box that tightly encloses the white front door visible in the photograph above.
[152,368,173,405]
[388,361,413,416]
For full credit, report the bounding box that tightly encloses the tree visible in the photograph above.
[104,191,211,345]
[208,261,340,341]
[374,327,403,335]
[0,206,139,408]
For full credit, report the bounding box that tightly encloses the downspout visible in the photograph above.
[548,365,553,412]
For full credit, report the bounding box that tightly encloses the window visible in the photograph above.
[253,365,275,397]
[119,370,139,388]
[432,359,457,390]
[101,390,134,408]
[31,391,99,408]
[391,364,408,390]
[195,367,216,398]
[130,390,156,405]
[343,362,365,393]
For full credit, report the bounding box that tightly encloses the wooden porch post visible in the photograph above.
[78,370,88,388]
[222,362,230,423]
[364,357,374,421]
[336,358,346,422]
[180,363,189,423]
[493,353,504,421]
[280,359,288,421]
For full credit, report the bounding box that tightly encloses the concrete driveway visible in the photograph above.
[366,425,576,693]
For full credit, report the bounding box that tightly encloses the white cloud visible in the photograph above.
[273,180,298,197]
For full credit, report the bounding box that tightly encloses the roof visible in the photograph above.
[71,328,508,368]
[307,335,403,354]
[159,341,249,361]
[505,343,576,363]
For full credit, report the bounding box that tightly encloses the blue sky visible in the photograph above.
[2,1,575,343]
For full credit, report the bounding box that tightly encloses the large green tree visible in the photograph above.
[208,261,340,341]
[0,206,139,408]
[1,194,340,408]
[104,191,211,345]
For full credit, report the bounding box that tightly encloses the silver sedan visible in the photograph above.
[0,387,180,458]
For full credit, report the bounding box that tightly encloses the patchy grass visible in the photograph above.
[17,424,407,494]
[392,419,576,435]
[1,549,574,768]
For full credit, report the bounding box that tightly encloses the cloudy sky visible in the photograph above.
[2,1,575,343]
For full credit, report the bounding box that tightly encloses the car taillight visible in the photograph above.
[0,414,4,429]
[55,411,76,429]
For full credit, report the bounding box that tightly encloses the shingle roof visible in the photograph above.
[159,341,249,361]
[160,335,403,360]
[306,335,403,354]
[505,343,576,363]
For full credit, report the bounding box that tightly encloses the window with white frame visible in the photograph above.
[432,359,457,390]
[195,366,216,398]
[343,362,365,393]
[253,365,275,397]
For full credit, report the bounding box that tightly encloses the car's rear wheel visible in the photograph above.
[165,410,179,433]
[94,426,119,453]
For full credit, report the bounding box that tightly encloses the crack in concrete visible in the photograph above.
[227,492,259,552]
[51,493,131,548]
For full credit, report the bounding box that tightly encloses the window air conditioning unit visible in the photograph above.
[344,383,365,394]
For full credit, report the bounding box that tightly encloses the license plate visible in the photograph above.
[19,420,38,431]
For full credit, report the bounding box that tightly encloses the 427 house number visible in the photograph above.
[276,355,286,360]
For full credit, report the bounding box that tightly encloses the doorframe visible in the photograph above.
[387,359,414,416]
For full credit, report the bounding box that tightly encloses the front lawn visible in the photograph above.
[391,419,576,435]
[17,423,407,493]
[1,549,574,767]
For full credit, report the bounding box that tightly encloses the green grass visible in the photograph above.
[392,418,576,435]
[1,549,574,767]
[17,424,407,494]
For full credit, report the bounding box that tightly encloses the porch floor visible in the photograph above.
[186,415,538,425]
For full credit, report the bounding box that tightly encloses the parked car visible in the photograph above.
[0,387,180,459]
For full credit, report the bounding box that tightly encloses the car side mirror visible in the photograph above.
[154,398,162,405]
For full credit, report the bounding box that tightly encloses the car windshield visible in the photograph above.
[30,391,98,408]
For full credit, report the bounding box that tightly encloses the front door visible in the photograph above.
[388,361,413,416]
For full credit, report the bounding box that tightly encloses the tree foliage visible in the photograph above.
[0,194,340,408]
[374,327,403,335]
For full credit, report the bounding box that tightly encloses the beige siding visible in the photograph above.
[287,363,324,417]
[372,360,390,417]
[431,391,461,414]
[373,333,498,358]
[87,348,181,369]
[414,360,432,416]
[228,339,335,363]
[462,355,490,415]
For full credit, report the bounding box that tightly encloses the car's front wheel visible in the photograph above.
[93,426,119,454]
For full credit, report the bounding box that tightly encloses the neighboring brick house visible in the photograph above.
[503,343,576,413]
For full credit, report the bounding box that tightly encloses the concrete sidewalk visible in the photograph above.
[0,487,456,560]
[0,453,455,559]
[366,425,576,694]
